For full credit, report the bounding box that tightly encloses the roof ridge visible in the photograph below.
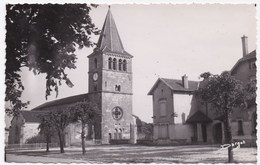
[32,93,89,110]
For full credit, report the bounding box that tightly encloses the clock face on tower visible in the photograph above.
[93,73,98,81]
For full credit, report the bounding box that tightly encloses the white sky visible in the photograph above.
[5,4,257,125]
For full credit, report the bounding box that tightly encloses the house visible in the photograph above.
[148,36,256,146]
[8,7,137,145]
[148,76,201,144]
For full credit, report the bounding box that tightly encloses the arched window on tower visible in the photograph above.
[118,59,122,71]
[108,58,112,69]
[113,58,117,70]
[123,60,127,71]
[94,58,98,69]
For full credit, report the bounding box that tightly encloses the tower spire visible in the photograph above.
[96,7,128,55]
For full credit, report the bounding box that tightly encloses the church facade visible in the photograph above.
[8,7,136,145]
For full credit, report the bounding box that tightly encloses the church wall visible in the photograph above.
[101,92,133,144]
[88,53,103,93]
[101,69,132,94]
[103,54,132,73]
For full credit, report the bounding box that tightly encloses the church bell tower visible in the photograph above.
[88,7,134,144]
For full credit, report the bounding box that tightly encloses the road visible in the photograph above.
[6,144,257,163]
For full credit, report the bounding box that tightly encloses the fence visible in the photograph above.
[6,143,58,150]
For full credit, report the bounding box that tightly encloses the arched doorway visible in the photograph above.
[213,123,223,144]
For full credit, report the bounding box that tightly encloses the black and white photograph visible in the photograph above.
[3,2,258,164]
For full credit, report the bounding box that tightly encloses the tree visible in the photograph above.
[5,4,99,116]
[69,100,100,155]
[195,71,256,163]
[43,110,72,153]
[38,114,55,152]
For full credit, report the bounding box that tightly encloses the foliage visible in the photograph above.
[5,4,99,116]
[37,113,56,151]
[25,134,46,144]
[70,100,101,124]
[41,109,73,153]
[69,100,101,155]
[195,71,256,162]
[195,71,255,115]
[136,117,153,140]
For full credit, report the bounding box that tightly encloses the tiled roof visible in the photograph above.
[186,111,212,123]
[32,93,89,111]
[96,7,132,57]
[148,78,199,95]
[230,50,256,74]
[20,111,42,123]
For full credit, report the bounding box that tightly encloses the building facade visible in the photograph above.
[8,7,136,145]
[149,36,256,146]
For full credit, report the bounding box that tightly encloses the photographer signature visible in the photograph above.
[217,140,245,151]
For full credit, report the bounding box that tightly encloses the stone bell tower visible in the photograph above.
[88,6,135,144]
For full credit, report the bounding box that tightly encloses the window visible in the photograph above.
[123,60,127,71]
[108,58,112,69]
[158,124,169,139]
[118,59,122,71]
[114,129,118,139]
[159,99,167,117]
[115,85,121,91]
[113,58,117,70]
[237,120,244,136]
[109,133,112,140]
[112,107,123,120]
[94,84,97,91]
[118,128,122,139]
[94,58,98,69]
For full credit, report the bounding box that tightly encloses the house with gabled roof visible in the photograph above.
[148,75,204,144]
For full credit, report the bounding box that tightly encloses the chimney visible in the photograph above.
[182,74,189,89]
[241,35,248,57]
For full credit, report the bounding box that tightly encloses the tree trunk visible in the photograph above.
[46,134,50,152]
[224,110,233,163]
[81,123,86,155]
[58,131,65,153]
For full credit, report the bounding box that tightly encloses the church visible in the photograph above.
[8,7,137,145]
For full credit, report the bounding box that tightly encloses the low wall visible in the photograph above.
[109,139,130,145]
[6,143,58,150]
